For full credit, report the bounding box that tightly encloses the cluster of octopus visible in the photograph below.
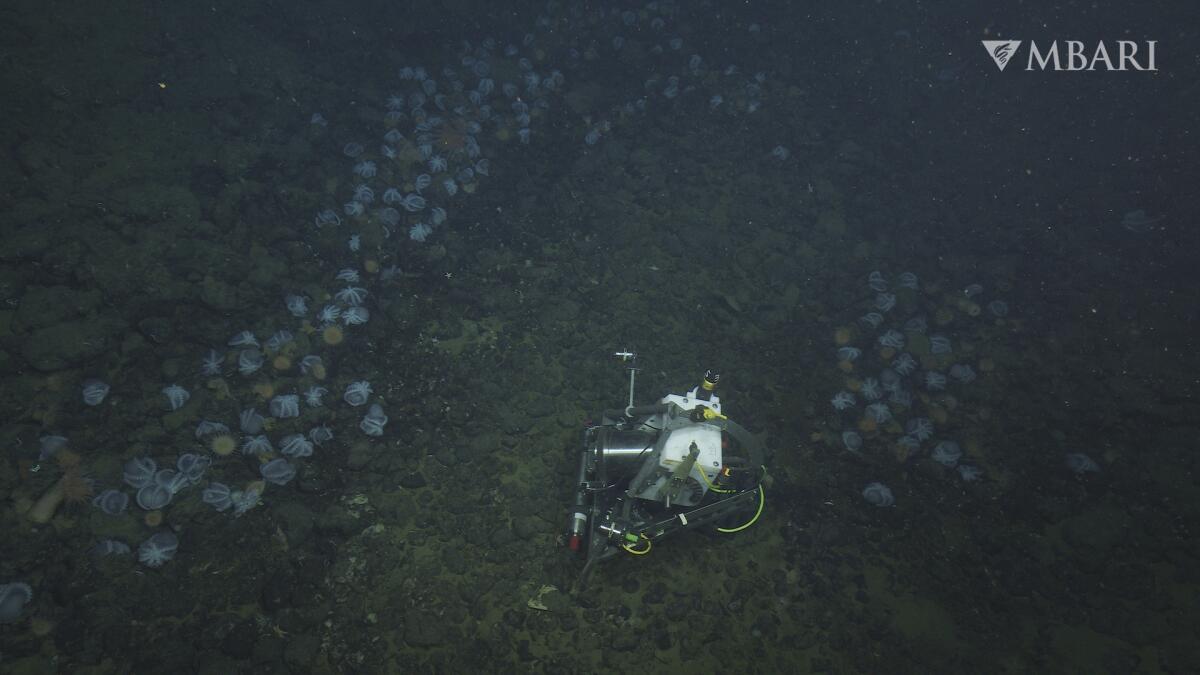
[827,270,1009,507]
[310,2,786,253]
[43,263,392,571]
[310,36,565,249]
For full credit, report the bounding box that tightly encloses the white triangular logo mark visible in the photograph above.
[982,40,1021,71]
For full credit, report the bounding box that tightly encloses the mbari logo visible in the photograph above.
[982,40,1021,71]
[981,39,1158,72]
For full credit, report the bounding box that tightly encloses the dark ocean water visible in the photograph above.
[1,1,1197,672]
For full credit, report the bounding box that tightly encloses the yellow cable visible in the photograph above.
[717,485,765,533]
[696,465,735,494]
[622,535,651,555]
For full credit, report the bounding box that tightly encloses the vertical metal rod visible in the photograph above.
[627,367,636,408]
